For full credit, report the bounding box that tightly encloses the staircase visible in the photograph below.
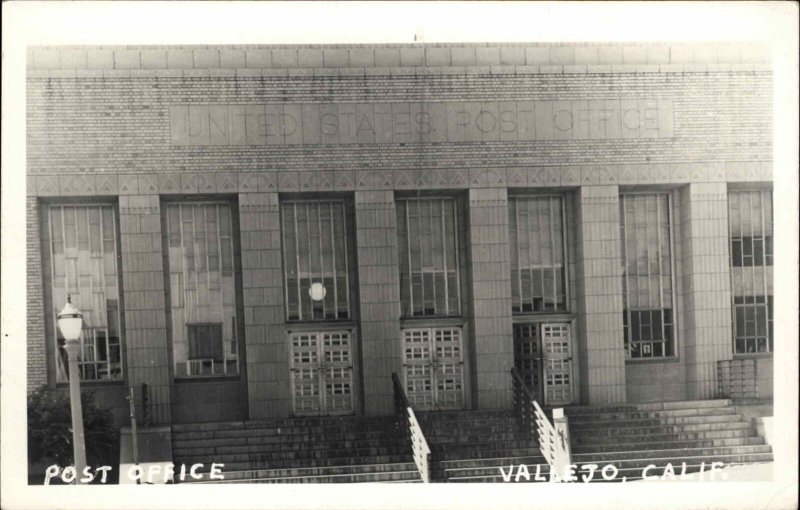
[171,415,421,483]
[567,399,773,482]
[417,409,549,482]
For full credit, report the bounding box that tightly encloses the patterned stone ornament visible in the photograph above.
[158,174,181,193]
[238,173,258,192]
[96,174,118,195]
[215,172,238,193]
[197,173,216,193]
[138,174,158,194]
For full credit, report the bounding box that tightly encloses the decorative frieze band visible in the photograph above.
[28,162,772,198]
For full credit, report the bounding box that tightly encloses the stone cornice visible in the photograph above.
[27,43,771,73]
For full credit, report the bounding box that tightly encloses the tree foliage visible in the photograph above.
[28,388,119,469]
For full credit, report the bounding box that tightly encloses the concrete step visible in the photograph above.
[417,410,517,420]
[431,440,536,454]
[570,420,751,438]
[440,455,547,469]
[188,469,422,484]
[571,436,764,454]
[173,425,401,441]
[174,446,411,465]
[635,399,733,411]
[444,464,550,479]
[172,430,402,449]
[567,407,739,423]
[570,461,772,483]
[189,461,419,482]
[572,428,755,445]
[172,416,396,433]
[436,447,542,462]
[570,413,744,430]
[190,454,415,472]
[423,423,526,434]
[565,399,732,416]
[173,437,408,457]
[572,445,773,462]
[576,452,774,471]
[426,432,531,444]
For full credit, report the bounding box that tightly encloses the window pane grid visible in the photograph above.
[620,193,675,359]
[166,202,238,377]
[289,330,354,416]
[47,204,123,382]
[729,190,773,353]
[509,195,567,314]
[282,200,350,321]
[397,197,461,317]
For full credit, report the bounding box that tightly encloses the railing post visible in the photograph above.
[552,408,572,479]
[512,368,573,482]
[393,372,432,483]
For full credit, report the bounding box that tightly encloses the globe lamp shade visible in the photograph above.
[308,282,327,302]
[57,298,84,342]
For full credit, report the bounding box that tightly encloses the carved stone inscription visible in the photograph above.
[170,100,674,146]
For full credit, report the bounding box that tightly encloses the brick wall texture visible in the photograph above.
[27,197,48,390]
[27,71,771,177]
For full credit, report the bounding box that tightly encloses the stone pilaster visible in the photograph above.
[355,191,402,415]
[239,192,288,418]
[679,182,734,399]
[575,185,627,404]
[119,195,171,423]
[467,188,514,409]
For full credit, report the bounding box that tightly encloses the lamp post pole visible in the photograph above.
[63,339,88,482]
[57,295,87,484]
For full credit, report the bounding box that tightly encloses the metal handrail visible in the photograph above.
[511,367,572,481]
[392,372,432,483]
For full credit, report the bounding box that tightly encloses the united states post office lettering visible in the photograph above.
[169,99,674,146]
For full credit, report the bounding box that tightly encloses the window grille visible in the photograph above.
[508,195,567,313]
[188,323,224,360]
[728,190,773,353]
[396,197,461,317]
[165,202,239,377]
[619,193,675,359]
[282,200,350,321]
[46,204,123,382]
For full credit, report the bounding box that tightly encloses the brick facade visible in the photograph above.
[26,43,773,423]
[27,197,47,390]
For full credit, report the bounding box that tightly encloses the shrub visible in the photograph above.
[28,388,119,482]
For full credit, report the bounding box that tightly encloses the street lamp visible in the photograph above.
[56,294,87,484]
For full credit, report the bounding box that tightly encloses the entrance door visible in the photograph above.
[513,322,574,405]
[289,330,354,416]
[541,323,573,405]
[402,327,465,410]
